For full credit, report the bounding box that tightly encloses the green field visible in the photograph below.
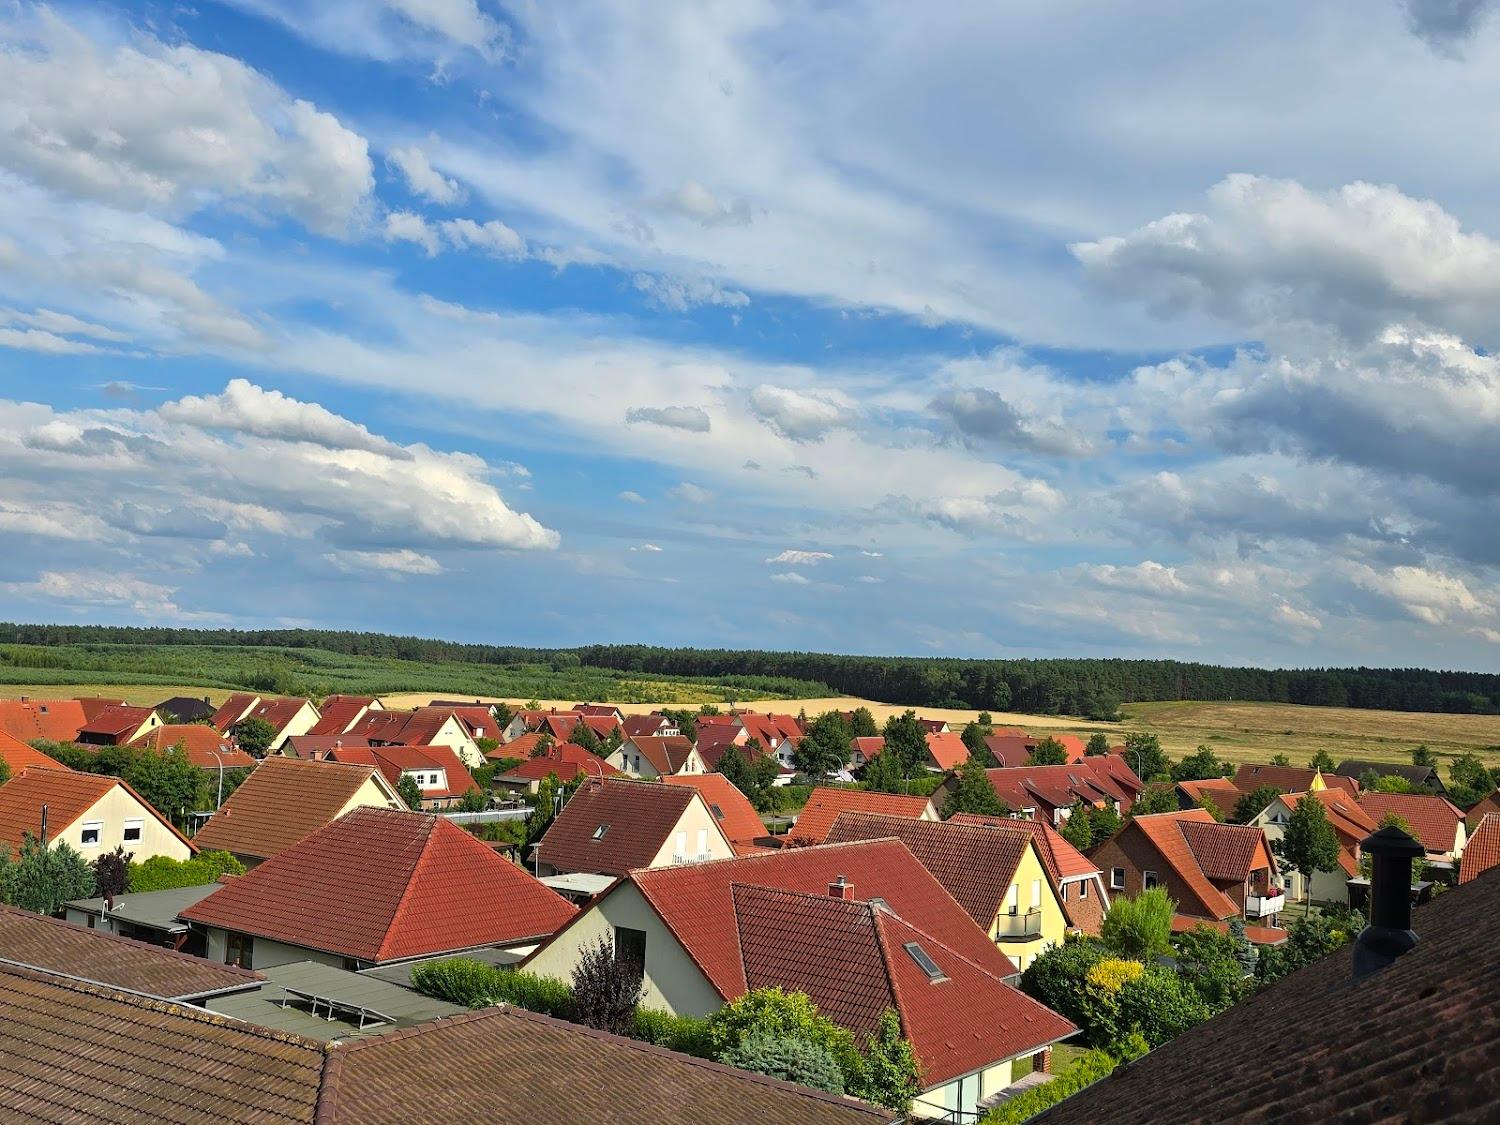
[0,643,828,705]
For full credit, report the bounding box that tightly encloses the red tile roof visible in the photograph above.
[665,773,767,852]
[823,812,1033,929]
[436,706,505,740]
[1176,778,1242,814]
[572,703,623,718]
[131,724,258,769]
[181,807,575,963]
[0,768,191,854]
[984,734,1087,767]
[1460,814,1500,885]
[305,697,374,736]
[211,694,312,737]
[621,714,677,740]
[790,788,935,845]
[979,757,1142,815]
[75,704,157,740]
[191,757,398,861]
[1357,791,1466,855]
[924,731,969,771]
[1177,819,1265,882]
[534,779,712,876]
[737,714,789,748]
[0,729,65,774]
[1113,811,1274,920]
[849,736,885,761]
[1466,789,1500,829]
[349,710,466,748]
[0,697,88,742]
[1231,763,1358,796]
[948,813,1102,882]
[693,725,747,752]
[731,884,1075,1086]
[624,736,698,775]
[500,745,621,784]
[1277,790,1377,876]
[494,731,546,758]
[329,744,476,800]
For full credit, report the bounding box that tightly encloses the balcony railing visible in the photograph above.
[671,852,715,866]
[995,908,1044,940]
[1246,891,1285,918]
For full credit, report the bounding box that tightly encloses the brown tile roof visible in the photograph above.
[181,807,575,963]
[500,745,621,784]
[924,731,969,771]
[1231,763,1358,796]
[1112,810,1256,920]
[76,704,157,740]
[0,768,190,854]
[984,734,1088,767]
[1176,777,1242,813]
[305,697,373,736]
[731,884,1075,1086]
[349,709,467,749]
[1466,789,1500,828]
[131,724,259,769]
[0,728,65,774]
[0,905,261,1000]
[317,1003,895,1125]
[1357,791,1466,855]
[534,778,708,876]
[1277,790,1378,876]
[1033,868,1500,1124]
[823,812,1031,929]
[191,756,398,861]
[627,735,698,774]
[950,813,1103,882]
[0,696,88,742]
[978,757,1144,815]
[209,691,259,731]
[0,964,326,1123]
[75,696,126,721]
[790,787,935,845]
[327,744,476,800]
[1460,814,1500,885]
[665,773,767,851]
[621,714,676,740]
[1177,819,1265,882]
[493,731,546,758]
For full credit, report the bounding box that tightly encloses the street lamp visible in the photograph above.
[207,748,226,810]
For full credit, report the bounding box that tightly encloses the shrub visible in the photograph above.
[1115,964,1211,1048]
[707,988,862,1081]
[1100,886,1175,960]
[1020,937,1108,1031]
[980,1048,1119,1125]
[1172,923,1250,1013]
[127,850,244,893]
[630,1007,715,1058]
[569,935,645,1036]
[720,1030,846,1096]
[1076,958,1144,1048]
[847,1008,922,1112]
[409,959,572,1017]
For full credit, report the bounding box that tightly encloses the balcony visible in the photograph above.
[671,852,715,866]
[1246,891,1285,918]
[995,909,1044,940]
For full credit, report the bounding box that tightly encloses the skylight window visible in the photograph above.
[592,824,610,840]
[710,804,725,820]
[903,941,947,982]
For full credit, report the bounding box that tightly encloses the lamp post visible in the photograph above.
[207,748,226,809]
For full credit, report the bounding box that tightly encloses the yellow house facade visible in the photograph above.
[988,840,1069,973]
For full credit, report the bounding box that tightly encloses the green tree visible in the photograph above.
[1373,774,1414,793]
[1027,737,1070,766]
[961,721,996,765]
[707,988,862,1080]
[1308,748,1335,772]
[1115,964,1211,1047]
[0,757,10,786]
[1171,924,1249,1013]
[397,774,423,810]
[0,832,96,914]
[1227,917,1258,976]
[1060,801,1093,850]
[527,773,560,844]
[795,712,854,780]
[93,846,130,899]
[1085,732,1112,757]
[1019,937,1108,1031]
[881,710,929,783]
[569,934,645,1037]
[1171,744,1230,782]
[1101,886,1174,960]
[1232,785,1282,824]
[942,756,1007,817]
[1089,802,1122,842]
[233,716,276,759]
[861,748,906,794]
[1359,812,1428,883]
[1273,795,1341,916]
[124,749,204,830]
[1122,732,1169,782]
[848,707,879,738]
[1255,912,1352,983]
[1196,794,1225,822]
[1449,750,1493,807]
[457,787,489,813]
[1270,752,1291,766]
[568,721,602,754]
[1129,782,1178,818]
[1412,744,1436,767]
[721,1031,845,1095]
[847,1009,922,1112]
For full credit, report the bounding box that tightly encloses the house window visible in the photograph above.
[1031,879,1042,909]
[122,818,143,844]
[592,823,610,840]
[1111,867,1125,890]
[1144,870,1159,890]
[80,821,102,847]
[696,828,708,855]
[1080,880,1088,899]
[226,932,253,969]
[614,926,646,980]
[1005,884,1019,915]
[902,941,947,982]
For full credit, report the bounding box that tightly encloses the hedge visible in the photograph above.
[127,851,244,893]
[408,959,571,1018]
[979,1049,1119,1125]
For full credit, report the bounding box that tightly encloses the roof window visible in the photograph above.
[592,824,610,840]
[903,941,947,982]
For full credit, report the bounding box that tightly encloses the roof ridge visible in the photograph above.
[372,814,442,961]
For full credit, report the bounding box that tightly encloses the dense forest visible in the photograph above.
[2,624,1498,715]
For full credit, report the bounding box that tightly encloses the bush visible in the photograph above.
[630,1007,715,1058]
[708,988,862,1081]
[979,1048,1119,1125]
[720,1030,846,1095]
[569,935,644,1036]
[409,959,572,1017]
[1100,886,1174,960]
[1020,937,1108,1032]
[127,851,244,893]
[1172,923,1251,1013]
[1076,958,1144,1048]
[846,1008,922,1113]
[1115,964,1210,1048]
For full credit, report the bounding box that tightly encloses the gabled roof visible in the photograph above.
[0,905,260,1001]
[209,692,260,731]
[1334,759,1441,788]
[131,724,259,769]
[305,696,374,736]
[1112,810,1273,920]
[1357,791,1466,854]
[437,705,506,739]
[624,735,698,774]
[500,744,621,784]
[0,768,191,854]
[665,773,767,852]
[823,812,1033,928]
[494,731,547,758]
[948,813,1103,882]
[1460,814,1500,885]
[348,710,467,748]
[317,1001,895,1125]
[693,725,747,752]
[534,779,711,876]
[924,731,969,771]
[191,757,400,861]
[0,964,327,1124]
[75,696,126,721]
[790,787,936,845]
[1231,763,1359,796]
[850,735,885,759]
[736,714,787,747]
[1467,789,1500,828]
[329,744,476,800]
[621,713,677,739]
[0,696,88,742]
[1177,819,1264,882]
[1176,777,1242,813]
[984,734,1087,767]
[1031,868,1500,1124]
[0,728,64,774]
[75,703,157,739]
[213,694,314,736]
[731,884,1075,1086]
[980,757,1142,814]
[182,807,575,963]
[572,703,624,718]
[1271,790,1377,877]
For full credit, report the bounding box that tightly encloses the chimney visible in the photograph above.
[1352,824,1425,981]
[829,875,855,901]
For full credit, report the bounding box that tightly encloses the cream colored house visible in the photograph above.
[532,779,735,878]
[1252,790,1372,905]
[0,768,193,863]
[605,736,705,780]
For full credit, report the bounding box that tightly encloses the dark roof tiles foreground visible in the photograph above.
[0,905,261,1001]
[182,807,576,963]
[316,1004,895,1125]
[534,778,706,876]
[1033,868,1500,1124]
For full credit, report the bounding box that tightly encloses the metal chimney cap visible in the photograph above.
[1360,824,1426,858]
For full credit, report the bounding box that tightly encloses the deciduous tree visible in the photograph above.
[1027,736,1070,766]
[1308,748,1335,772]
[0,833,96,914]
[569,934,645,1036]
[1122,732,1169,782]
[942,756,1007,817]
[881,710,929,783]
[1129,782,1178,818]
[1274,795,1341,916]
[795,712,854,780]
[233,716,276,759]
[397,774,423,810]
[1100,886,1174,960]
[1171,744,1230,782]
[1085,732,1111,757]
[1060,801,1093,850]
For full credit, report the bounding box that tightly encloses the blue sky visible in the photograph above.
[4,0,1500,669]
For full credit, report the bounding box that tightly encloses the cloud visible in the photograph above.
[388,144,464,205]
[856,575,883,584]
[2,307,130,343]
[930,386,1092,456]
[1351,562,1494,629]
[0,8,373,236]
[325,548,443,576]
[769,571,810,584]
[4,570,200,619]
[629,543,663,552]
[650,180,752,228]
[748,384,856,441]
[632,273,749,311]
[887,481,1064,538]
[1403,0,1495,53]
[222,1,508,61]
[625,405,712,433]
[0,327,105,354]
[160,379,410,457]
[384,210,441,256]
[670,482,713,504]
[618,490,646,503]
[766,550,833,566]
[861,550,884,558]
[383,212,526,258]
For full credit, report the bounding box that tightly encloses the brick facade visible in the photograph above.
[1058,876,1107,935]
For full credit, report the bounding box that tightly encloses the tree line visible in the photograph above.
[4,623,1500,715]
